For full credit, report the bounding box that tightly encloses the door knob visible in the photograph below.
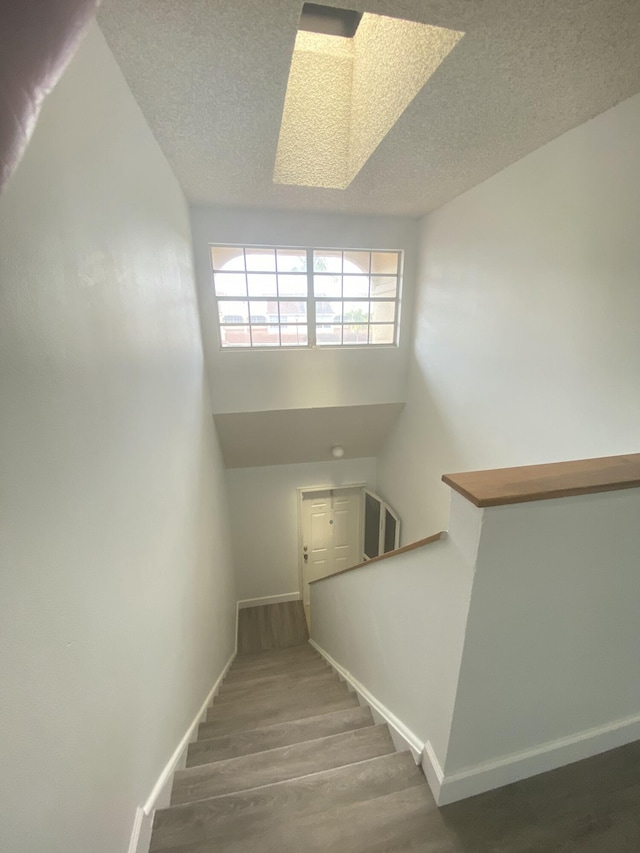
[303,553,308,562]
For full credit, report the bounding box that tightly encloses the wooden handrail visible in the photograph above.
[309,531,445,585]
[443,453,640,508]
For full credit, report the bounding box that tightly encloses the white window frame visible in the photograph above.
[362,489,401,560]
[210,244,402,350]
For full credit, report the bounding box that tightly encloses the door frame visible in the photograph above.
[296,483,366,602]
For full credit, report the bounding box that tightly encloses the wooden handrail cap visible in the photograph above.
[442,453,640,508]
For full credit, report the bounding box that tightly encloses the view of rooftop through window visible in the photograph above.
[210,245,401,348]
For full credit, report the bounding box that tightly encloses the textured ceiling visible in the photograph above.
[274,18,463,189]
[98,1,640,217]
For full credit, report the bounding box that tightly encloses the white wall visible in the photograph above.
[377,92,640,542]
[442,488,640,800]
[226,458,377,601]
[190,206,418,414]
[310,492,481,773]
[0,24,236,853]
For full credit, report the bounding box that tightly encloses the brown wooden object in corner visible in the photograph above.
[442,453,640,508]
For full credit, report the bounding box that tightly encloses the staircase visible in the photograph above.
[149,643,435,852]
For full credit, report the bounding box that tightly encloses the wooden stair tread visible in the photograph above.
[187,706,375,766]
[198,690,360,738]
[223,654,324,679]
[173,725,394,804]
[230,644,318,670]
[154,786,442,853]
[214,667,338,702]
[204,674,355,720]
[223,655,329,682]
[150,752,425,852]
[236,601,309,655]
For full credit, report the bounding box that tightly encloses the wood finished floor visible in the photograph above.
[151,638,640,852]
[236,600,308,655]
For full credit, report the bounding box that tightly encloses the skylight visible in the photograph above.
[299,3,362,39]
[273,11,464,190]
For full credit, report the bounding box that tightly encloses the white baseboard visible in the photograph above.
[435,710,640,805]
[308,639,423,763]
[127,808,151,853]
[421,741,445,803]
[238,592,301,609]
[127,649,236,853]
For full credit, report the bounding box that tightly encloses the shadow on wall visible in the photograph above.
[0,0,99,193]
[376,350,469,541]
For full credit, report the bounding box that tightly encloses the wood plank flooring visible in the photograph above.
[236,601,308,654]
[151,641,640,852]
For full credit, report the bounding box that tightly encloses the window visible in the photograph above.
[363,490,400,559]
[210,245,401,348]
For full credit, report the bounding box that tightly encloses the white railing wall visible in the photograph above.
[311,475,640,805]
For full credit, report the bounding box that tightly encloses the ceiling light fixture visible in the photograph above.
[332,445,345,458]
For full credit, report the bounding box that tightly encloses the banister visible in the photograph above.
[309,530,445,585]
[442,452,640,508]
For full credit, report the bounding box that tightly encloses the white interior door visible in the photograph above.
[332,490,361,573]
[304,491,332,596]
[301,488,362,605]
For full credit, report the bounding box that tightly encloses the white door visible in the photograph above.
[304,491,332,594]
[301,488,362,605]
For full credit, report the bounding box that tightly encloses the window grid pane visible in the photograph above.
[250,324,280,347]
[213,271,247,297]
[245,247,276,272]
[212,246,400,349]
[281,325,308,346]
[278,300,307,323]
[277,249,307,272]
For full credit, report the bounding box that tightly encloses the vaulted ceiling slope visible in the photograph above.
[98,1,640,217]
